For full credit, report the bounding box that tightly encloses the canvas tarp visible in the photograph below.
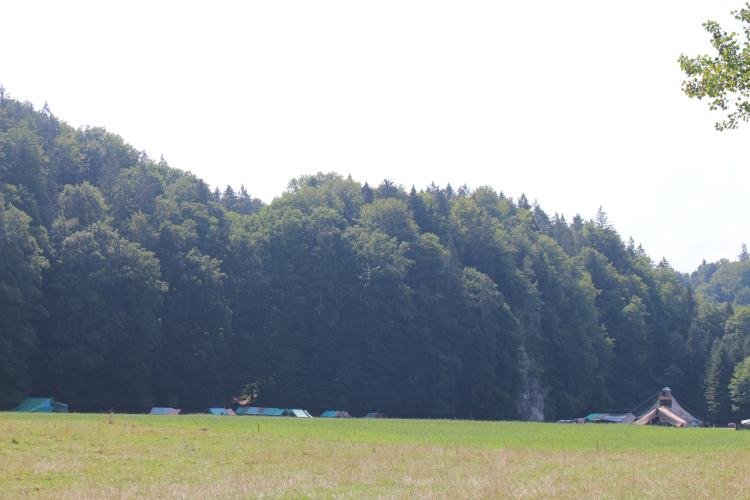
[208,408,236,416]
[320,410,351,418]
[11,397,68,413]
[633,406,687,427]
[600,414,635,423]
[236,407,286,416]
[584,412,634,424]
[286,409,313,417]
[150,407,180,415]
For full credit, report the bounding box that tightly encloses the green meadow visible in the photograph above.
[1,413,749,498]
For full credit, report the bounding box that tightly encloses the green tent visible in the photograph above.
[11,397,68,413]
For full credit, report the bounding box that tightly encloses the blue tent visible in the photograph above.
[584,411,634,424]
[150,407,180,415]
[236,406,286,416]
[207,408,236,416]
[11,397,68,413]
[584,413,605,422]
[320,410,351,418]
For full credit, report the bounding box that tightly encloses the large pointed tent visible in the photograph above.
[632,387,701,427]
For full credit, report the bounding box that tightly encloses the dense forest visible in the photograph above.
[1,91,749,422]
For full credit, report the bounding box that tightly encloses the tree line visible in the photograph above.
[1,94,748,422]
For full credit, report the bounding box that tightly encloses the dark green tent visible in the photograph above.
[11,397,69,413]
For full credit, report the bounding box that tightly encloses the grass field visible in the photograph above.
[1,413,749,499]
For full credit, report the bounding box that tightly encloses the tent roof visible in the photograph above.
[208,408,236,416]
[287,409,312,417]
[631,389,702,426]
[236,406,286,416]
[11,397,68,413]
[150,407,180,415]
[584,412,634,423]
[12,397,53,412]
[601,415,629,423]
[321,410,351,418]
[634,406,687,427]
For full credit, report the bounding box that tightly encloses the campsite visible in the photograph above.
[2,412,750,498]
[4,0,750,497]
[5,387,748,496]
[575,387,704,427]
[4,387,749,496]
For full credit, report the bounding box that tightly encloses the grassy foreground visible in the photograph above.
[1,413,749,499]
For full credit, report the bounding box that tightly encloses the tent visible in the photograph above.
[285,409,313,418]
[320,410,351,418]
[584,411,635,424]
[365,412,385,418]
[741,419,750,429]
[633,406,688,427]
[631,387,701,427]
[11,397,68,413]
[236,406,286,416]
[150,407,180,415]
[208,408,236,416]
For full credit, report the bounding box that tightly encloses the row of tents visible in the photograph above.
[149,407,373,418]
[9,393,746,427]
[149,407,316,417]
[5,398,383,418]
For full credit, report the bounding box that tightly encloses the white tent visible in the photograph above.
[286,409,313,418]
[634,406,687,427]
[742,419,749,429]
[631,387,701,427]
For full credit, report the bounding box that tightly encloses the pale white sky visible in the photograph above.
[1,1,747,272]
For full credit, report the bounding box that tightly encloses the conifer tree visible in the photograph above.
[361,182,374,204]
[740,243,749,262]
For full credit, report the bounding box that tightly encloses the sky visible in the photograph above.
[1,1,748,272]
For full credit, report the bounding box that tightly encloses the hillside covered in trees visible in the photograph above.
[1,93,749,423]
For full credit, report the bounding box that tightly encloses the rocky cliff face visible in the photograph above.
[517,348,546,422]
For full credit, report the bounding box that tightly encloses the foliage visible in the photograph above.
[693,258,750,305]
[729,356,750,415]
[39,223,165,411]
[0,92,743,422]
[0,194,47,406]
[680,3,750,130]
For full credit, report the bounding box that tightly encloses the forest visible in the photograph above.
[1,91,749,423]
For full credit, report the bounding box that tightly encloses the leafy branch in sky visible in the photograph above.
[680,3,750,130]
